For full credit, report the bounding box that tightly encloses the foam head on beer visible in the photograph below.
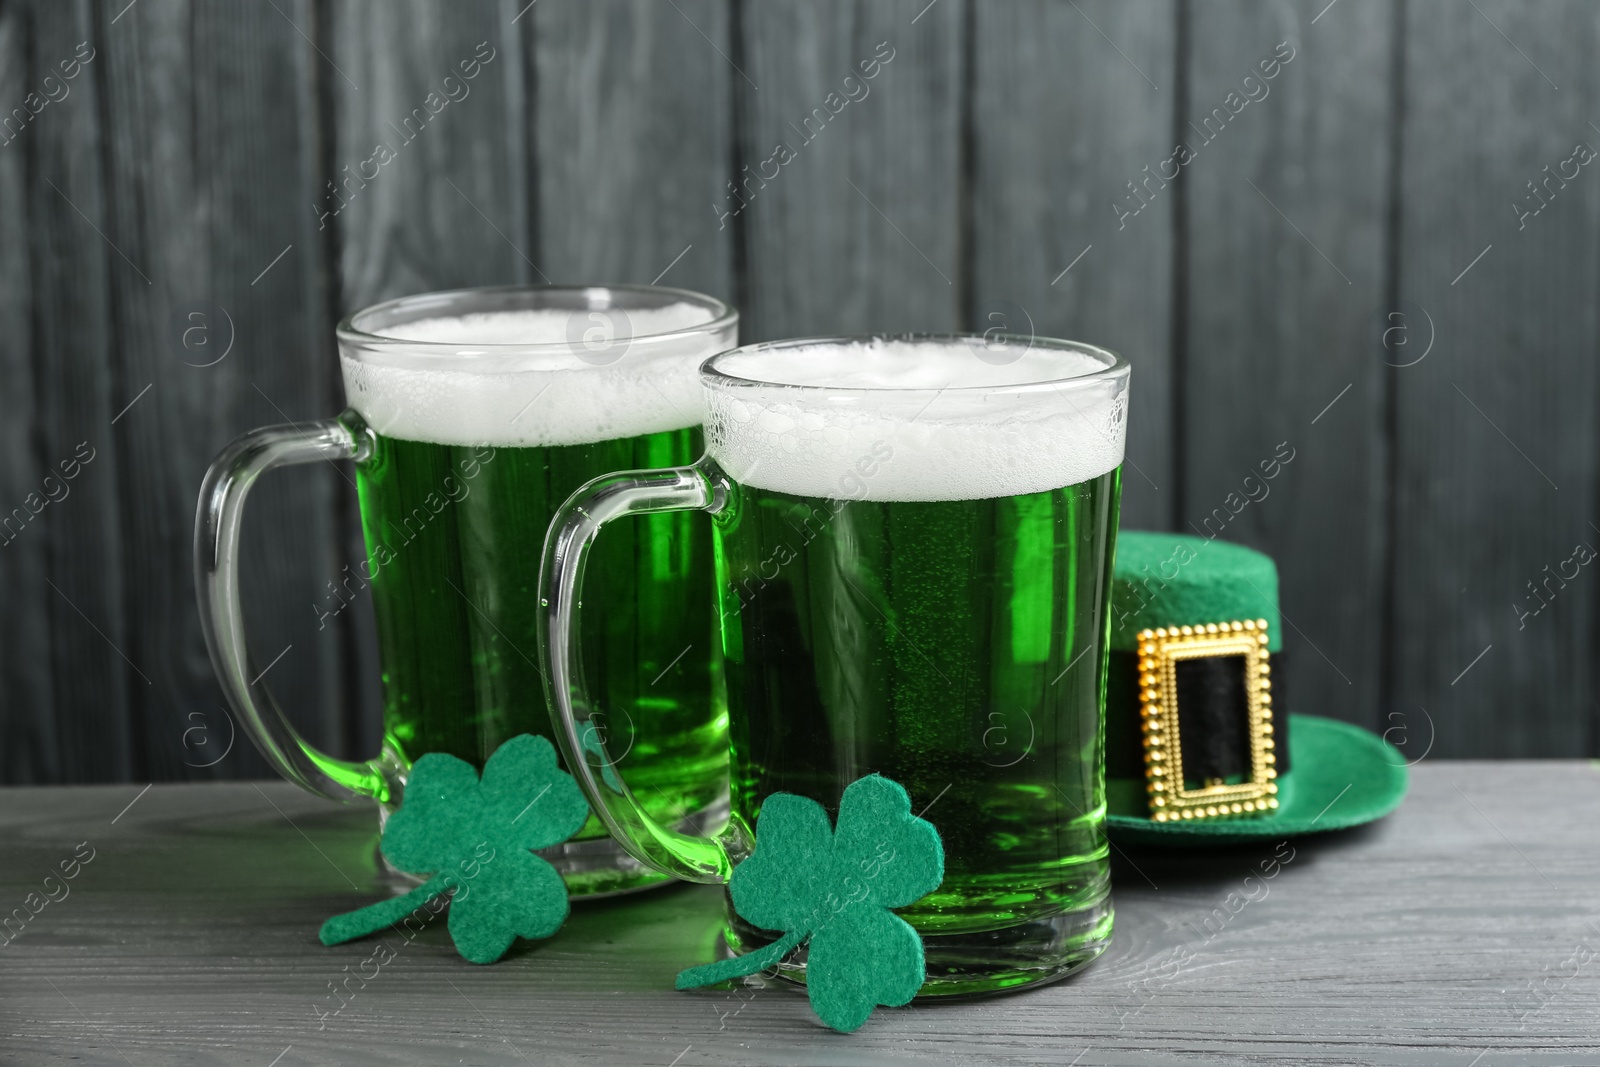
[704,337,1127,502]
[341,304,720,447]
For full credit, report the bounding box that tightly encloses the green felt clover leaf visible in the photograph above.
[675,774,945,1033]
[319,733,590,964]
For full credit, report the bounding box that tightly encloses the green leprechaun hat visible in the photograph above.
[1104,531,1408,846]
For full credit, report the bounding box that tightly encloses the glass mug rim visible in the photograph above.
[699,332,1128,395]
[335,282,739,365]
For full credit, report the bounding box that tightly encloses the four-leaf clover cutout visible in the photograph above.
[675,774,945,1032]
[319,733,589,964]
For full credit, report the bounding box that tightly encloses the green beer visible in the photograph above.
[698,337,1127,992]
[338,288,737,896]
[713,471,1120,971]
[353,428,725,844]
[539,334,1129,992]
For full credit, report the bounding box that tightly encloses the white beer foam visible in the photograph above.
[339,305,725,447]
[704,338,1127,502]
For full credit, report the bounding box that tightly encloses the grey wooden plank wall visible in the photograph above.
[0,0,1593,783]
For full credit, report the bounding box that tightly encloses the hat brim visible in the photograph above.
[1106,714,1408,846]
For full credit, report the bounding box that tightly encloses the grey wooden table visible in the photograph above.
[2,763,1597,1066]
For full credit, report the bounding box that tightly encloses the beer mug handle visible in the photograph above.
[195,416,397,803]
[538,458,748,885]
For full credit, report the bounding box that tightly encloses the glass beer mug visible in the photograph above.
[195,284,737,897]
[539,334,1129,991]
